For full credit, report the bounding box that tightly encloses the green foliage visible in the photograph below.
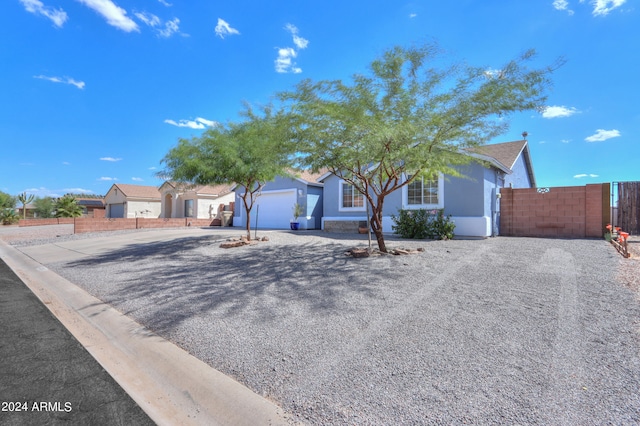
[292,202,305,221]
[0,209,20,225]
[280,43,557,252]
[34,197,56,218]
[55,195,83,218]
[0,191,16,210]
[392,209,455,240]
[158,104,295,240]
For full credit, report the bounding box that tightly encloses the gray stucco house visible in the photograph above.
[233,170,325,230]
[320,139,535,237]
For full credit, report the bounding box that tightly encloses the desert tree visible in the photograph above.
[280,44,558,253]
[158,105,294,240]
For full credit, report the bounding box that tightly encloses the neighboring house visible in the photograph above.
[320,139,535,237]
[15,203,36,218]
[233,170,325,230]
[104,184,161,218]
[159,182,236,220]
[76,197,105,218]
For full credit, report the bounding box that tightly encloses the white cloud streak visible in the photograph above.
[592,0,626,16]
[76,0,139,32]
[98,177,118,181]
[135,12,182,38]
[164,117,218,129]
[34,75,85,89]
[275,24,308,74]
[20,0,68,27]
[585,129,621,142]
[552,0,626,16]
[132,177,144,182]
[100,157,122,162]
[542,105,580,118]
[157,0,172,6]
[215,18,240,38]
[573,173,600,178]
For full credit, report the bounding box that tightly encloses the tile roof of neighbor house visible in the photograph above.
[112,184,161,200]
[161,182,236,196]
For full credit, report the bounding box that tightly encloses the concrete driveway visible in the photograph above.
[3,227,640,424]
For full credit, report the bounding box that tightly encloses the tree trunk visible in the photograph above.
[242,193,252,241]
[369,196,388,253]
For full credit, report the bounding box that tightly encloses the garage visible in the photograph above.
[250,189,297,229]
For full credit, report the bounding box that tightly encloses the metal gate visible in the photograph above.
[612,181,640,235]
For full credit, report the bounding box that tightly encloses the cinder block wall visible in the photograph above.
[500,184,608,238]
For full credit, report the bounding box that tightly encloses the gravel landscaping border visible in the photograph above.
[4,226,640,424]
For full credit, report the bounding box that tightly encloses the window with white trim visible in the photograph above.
[403,174,444,209]
[184,199,194,217]
[339,181,365,211]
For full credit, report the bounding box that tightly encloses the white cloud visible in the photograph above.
[561,139,571,143]
[134,11,160,27]
[275,47,302,74]
[542,105,580,118]
[100,157,122,162]
[157,0,172,6]
[62,161,71,165]
[592,0,626,16]
[285,24,309,49]
[573,173,600,178]
[215,18,240,38]
[76,0,139,32]
[132,177,144,182]
[553,0,575,14]
[135,12,182,38]
[585,129,621,142]
[64,187,95,194]
[33,75,85,89]
[409,13,418,18]
[98,177,118,181]
[20,0,68,27]
[148,166,157,170]
[275,24,308,74]
[164,117,218,129]
[159,18,181,37]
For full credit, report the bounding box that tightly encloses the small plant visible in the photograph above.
[292,202,305,222]
[391,208,455,240]
[0,209,20,225]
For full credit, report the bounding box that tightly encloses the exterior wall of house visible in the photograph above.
[504,153,531,189]
[127,201,162,218]
[195,192,235,219]
[321,158,529,237]
[104,187,127,218]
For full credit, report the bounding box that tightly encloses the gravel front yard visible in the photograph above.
[5,227,640,424]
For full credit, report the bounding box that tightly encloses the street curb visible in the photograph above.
[0,240,287,426]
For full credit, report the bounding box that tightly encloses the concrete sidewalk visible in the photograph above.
[0,230,287,426]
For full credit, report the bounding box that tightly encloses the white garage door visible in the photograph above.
[250,190,297,229]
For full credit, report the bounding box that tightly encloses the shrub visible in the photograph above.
[0,209,20,225]
[391,208,455,240]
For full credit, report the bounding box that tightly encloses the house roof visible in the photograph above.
[76,199,105,207]
[110,184,161,200]
[294,168,328,185]
[160,181,236,196]
[469,140,536,187]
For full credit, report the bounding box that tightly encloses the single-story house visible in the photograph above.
[104,184,162,218]
[233,170,325,230]
[159,182,236,220]
[320,139,535,237]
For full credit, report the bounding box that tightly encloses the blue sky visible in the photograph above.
[1,0,638,198]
